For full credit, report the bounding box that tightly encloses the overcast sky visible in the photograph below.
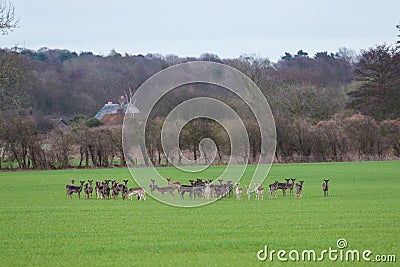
[1,0,399,61]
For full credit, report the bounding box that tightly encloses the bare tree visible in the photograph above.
[0,50,31,113]
[0,0,18,35]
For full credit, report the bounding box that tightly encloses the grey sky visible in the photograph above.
[1,0,399,61]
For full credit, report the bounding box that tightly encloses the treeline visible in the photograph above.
[0,42,400,169]
[1,113,399,170]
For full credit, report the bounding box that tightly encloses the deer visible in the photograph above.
[322,179,329,197]
[166,178,181,188]
[153,184,176,200]
[246,185,251,200]
[123,187,146,201]
[254,183,264,200]
[296,180,304,199]
[277,178,290,196]
[179,185,194,199]
[268,180,279,199]
[103,180,111,199]
[111,180,120,200]
[84,180,93,199]
[95,181,103,199]
[288,178,296,196]
[235,182,243,200]
[149,179,156,196]
[66,181,85,199]
[117,179,129,194]
[204,182,211,199]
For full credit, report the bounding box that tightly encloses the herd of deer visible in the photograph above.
[65,179,146,200]
[65,178,330,201]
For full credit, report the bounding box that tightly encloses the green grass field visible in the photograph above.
[0,161,399,266]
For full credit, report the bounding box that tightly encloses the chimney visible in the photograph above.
[107,99,113,104]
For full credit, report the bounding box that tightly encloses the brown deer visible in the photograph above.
[153,184,176,200]
[166,178,181,188]
[149,179,156,196]
[277,179,290,196]
[66,181,85,199]
[288,178,296,196]
[123,187,146,201]
[322,179,329,197]
[116,179,129,194]
[268,180,279,199]
[296,180,304,199]
[111,180,120,200]
[84,180,93,199]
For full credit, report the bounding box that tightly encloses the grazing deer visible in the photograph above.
[254,183,264,200]
[235,182,243,200]
[296,180,304,199]
[66,181,85,199]
[268,180,279,199]
[322,179,329,197]
[123,187,146,201]
[246,186,251,200]
[153,185,176,200]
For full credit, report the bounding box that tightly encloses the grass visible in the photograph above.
[0,161,399,266]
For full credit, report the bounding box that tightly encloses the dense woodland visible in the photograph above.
[0,29,400,169]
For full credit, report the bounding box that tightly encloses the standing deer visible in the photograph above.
[322,179,329,197]
[254,183,264,200]
[153,185,176,200]
[117,179,129,194]
[288,178,296,196]
[95,181,103,199]
[166,178,181,188]
[103,180,111,199]
[296,180,304,199]
[204,182,211,199]
[246,186,251,200]
[268,180,279,199]
[66,181,85,199]
[235,182,243,200]
[277,179,290,196]
[149,179,156,196]
[84,180,93,199]
[111,180,120,200]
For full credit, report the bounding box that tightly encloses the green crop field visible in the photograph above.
[0,161,399,266]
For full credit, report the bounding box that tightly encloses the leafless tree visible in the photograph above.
[0,0,18,35]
